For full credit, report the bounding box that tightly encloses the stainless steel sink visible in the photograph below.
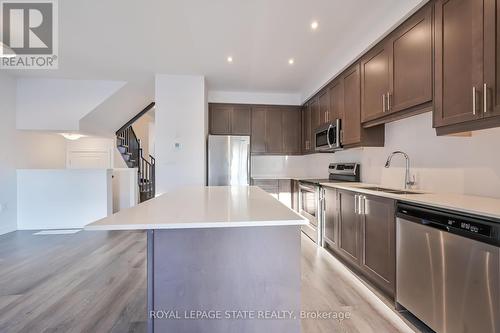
[356,186,424,195]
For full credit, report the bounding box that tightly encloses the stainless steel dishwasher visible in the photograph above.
[396,203,500,333]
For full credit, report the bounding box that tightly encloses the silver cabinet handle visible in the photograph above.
[362,195,367,215]
[354,194,358,214]
[382,94,386,113]
[387,92,391,111]
[484,83,488,114]
[472,86,477,115]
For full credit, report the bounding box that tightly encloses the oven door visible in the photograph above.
[299,183,319,243]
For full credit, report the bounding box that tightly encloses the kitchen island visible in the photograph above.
[86,186,308,333]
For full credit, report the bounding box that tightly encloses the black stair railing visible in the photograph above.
[116,105,156,203]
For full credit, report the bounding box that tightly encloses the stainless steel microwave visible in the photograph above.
[315,119,341,151]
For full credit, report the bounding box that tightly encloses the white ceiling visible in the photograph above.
[6,0,428,102]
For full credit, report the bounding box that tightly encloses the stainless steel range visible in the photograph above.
[299,163,360,245]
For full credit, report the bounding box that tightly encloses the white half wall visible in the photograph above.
[155,75,207,194]
[112,168,138,213]
[17,169,113,230]
[16,78,125,131]
[0,72,17,235]
[208,90,301,105]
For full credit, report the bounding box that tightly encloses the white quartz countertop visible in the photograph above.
[320,182,500,220]
[251,175,324,180]
[85,186,308,231]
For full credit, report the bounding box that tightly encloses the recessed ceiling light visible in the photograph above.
[288,58,295,65]
[311,21,319,30]
[227,56,233,63]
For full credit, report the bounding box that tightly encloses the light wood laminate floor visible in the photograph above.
[0,230,416,333]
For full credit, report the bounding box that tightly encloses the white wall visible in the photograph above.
[208,90,301,106]
[16,78,125,131]
[0,73,18,235]
[132,113,154,158]
[112,168,138,213]
[155,75,207,194]
[17,169,113,230]
[16,132,67,169]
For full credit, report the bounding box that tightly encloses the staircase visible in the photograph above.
[116,102,156,203]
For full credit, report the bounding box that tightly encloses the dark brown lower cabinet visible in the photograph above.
[252,179,292,208]
[337,190,361,265]
[323,188,339,251]
[359,194,396,298]
[327,189,396,299]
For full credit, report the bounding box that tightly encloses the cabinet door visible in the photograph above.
[251,107,267,153]
[324,188,339,250]
[318,89,330,124]
[361,44,391,122]
[338,190,361,264]
[329,79,344,122]
[231,105,251,135]
[278,179,292,208]
[310,97,320,134]
[484,0,500,117]
[342,65,362,145]
[434,0,483,127]
[266,108,283,153]
[209,104,232,134]
[390,4,433,112]
[360,194,396,296]
[282,107,301,154]
[302,105,311,152]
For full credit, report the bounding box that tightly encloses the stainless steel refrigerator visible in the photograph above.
[207,135,250,186]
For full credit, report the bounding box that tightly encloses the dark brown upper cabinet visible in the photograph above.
[484,0,500,119]
[390,4,433,113]
[318,89,330,125]
[329,79,344,122]
[361,45,391,123]
[251,106,267,153]
[434,0,485,132]
[341,64,385,148]
[302,104,312,153]
[266,108,284,153]
[282,107,302,154]
[342,65,363,145]
[209,104,251,135]
[310,96,321,134]
[250,105,301,155]
[435,0,500,134]
[362,3,433,125]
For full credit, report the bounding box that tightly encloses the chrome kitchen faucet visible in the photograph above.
[384,151,416,190]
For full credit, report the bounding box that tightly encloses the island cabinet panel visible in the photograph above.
[323,188,339,251]
[434,0,483,128]
[209,104,251,135]
[359,194,396,297]
[251,107,267,153]
[150,226,301,333]
[390,3,433,113]
[361,44,391,123]
[337,190,361,265]
[252,179,293,208]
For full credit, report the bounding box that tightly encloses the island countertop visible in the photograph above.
[85,186,308,231]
